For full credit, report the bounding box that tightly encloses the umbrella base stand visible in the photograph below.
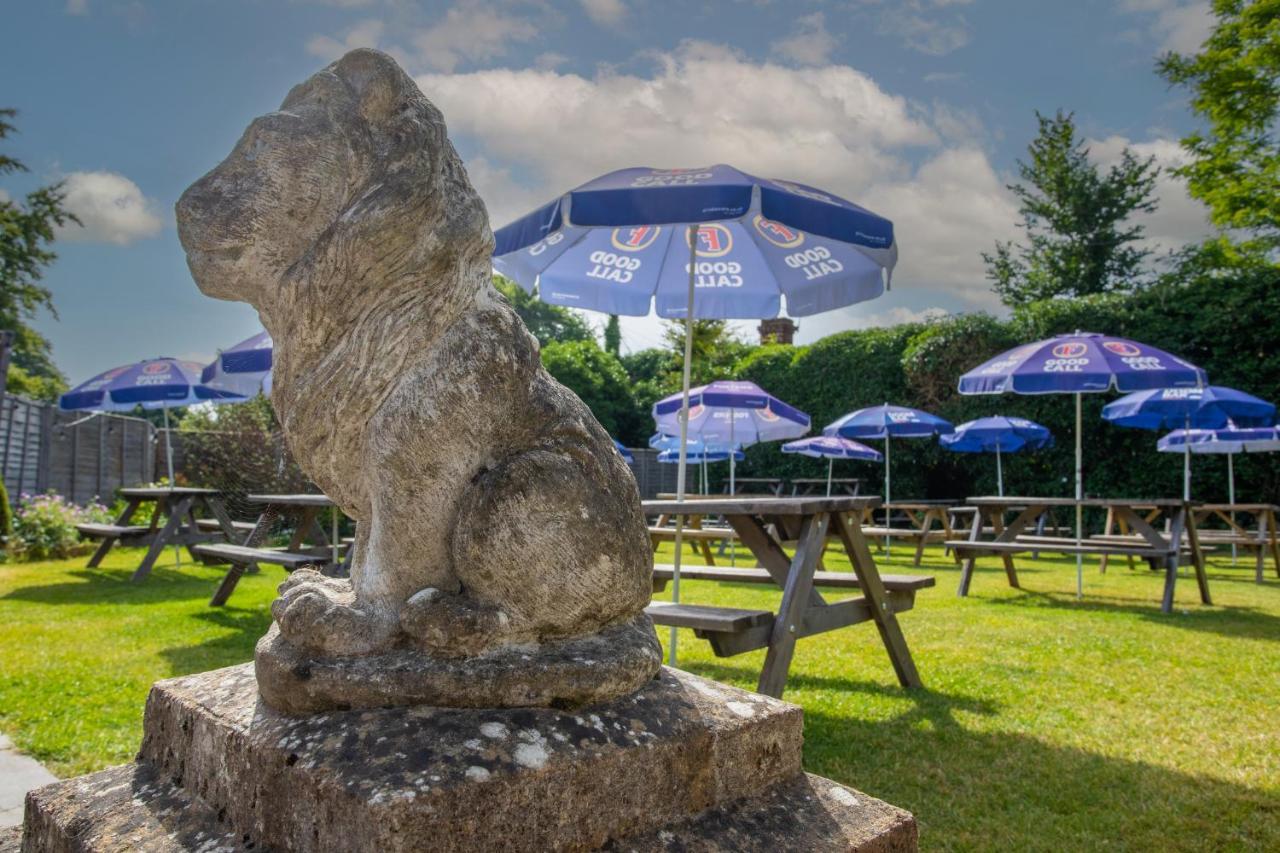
[23,661,918,852]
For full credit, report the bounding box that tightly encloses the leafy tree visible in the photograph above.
[492,275,593,347]
[1159,0,1280,253]
[985,111,1160,307]
[0,109,74,399]
[603,314,621,357]
[660,319,750,385]
[540,339,640,441]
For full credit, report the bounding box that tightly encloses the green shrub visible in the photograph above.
[0,479,12,548]
[9,492,111,561]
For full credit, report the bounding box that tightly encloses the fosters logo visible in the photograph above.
[1052,342,1088,358]
[611,226,661,252]
[688,223,733,257]
[753,215,803,248]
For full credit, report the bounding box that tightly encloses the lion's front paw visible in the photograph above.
[399,588,512,657]
[271,569,398,656]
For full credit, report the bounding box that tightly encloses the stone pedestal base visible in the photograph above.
[18,665,916,852]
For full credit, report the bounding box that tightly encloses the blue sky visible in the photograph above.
[1,0,1216,384]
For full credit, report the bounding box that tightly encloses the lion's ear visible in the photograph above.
[327,49,409,125]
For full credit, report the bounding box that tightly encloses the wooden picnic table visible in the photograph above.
[642,496,927,697]
[1102,502,1280,583]
[726,477,787,496]
[197,493,348,606]
[948,497,1209,613]
[1196,503,1280,582]
[859,500,961,567]
[788,478,862,497]
[77,486,238,581]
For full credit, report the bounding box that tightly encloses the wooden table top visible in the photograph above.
[884,500,959,509]
[120,487,220,498]
[1198,503,1280,512]
[967,496,1195,508]
[247,493,335,508]
[643,496,879,516]
[790,477,862,484]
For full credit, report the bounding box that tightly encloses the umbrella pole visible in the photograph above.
[884,437,892,556]
[669,223,699,668]
[331,504,339,565]
[996,443,1004,498]
[1075,392,1083,599]
[1228,452,1237,565]
[162,404,180,569]
[826,458,833,497]
[729,408,736,495]
[1183,416,1192,502]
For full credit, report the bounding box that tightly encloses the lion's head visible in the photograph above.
[176,48,493,324]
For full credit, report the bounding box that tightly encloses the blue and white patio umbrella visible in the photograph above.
[652,380,810,494]
[202,330,273,398]
[650,433,743,494]
[939,416,1054,497]
[824,403,953,507]
[781,436,883,496]
[495,164,896,666]
[1159,424,1280,562]
[1104,385,1275,500]
[60,357,247,487]
[958,331,1207,596]
[658,448,745,464]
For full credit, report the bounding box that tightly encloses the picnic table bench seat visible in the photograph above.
[646,586,922,658]
[650,564,933,593]
[647,526,737,541]
[945,537,1193,559]
[194,518,256,534]
[191,543,322,571]
[75,523,154,539]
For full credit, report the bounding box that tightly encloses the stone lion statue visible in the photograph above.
[176,49,660,714]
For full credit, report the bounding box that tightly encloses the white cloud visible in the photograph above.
[411,1,538,73]
[770,12,838,67]
[1087,134,1213,255]
[1119,0,1213,54]
[416,42,938,226]
[57,171,163,245]
[878,2,972,55]
[65,0,89,15]
[579,0,626,27]
[306,18,385,61]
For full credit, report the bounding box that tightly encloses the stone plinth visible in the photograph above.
[20,665,916,852]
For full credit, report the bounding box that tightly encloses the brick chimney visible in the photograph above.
[757,317,797,345]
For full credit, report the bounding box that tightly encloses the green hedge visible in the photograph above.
[539,267,1279,505]
[724,268,1280,504]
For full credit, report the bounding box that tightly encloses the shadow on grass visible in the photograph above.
[0,566,227,606]
[799,698,1280,850]
[157,608,270,677]
[979,586,1280,641]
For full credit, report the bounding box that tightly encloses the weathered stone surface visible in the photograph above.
[22,769,914,853]
[254,614,662,714]
[174,47,657,712]
[131,664,802,852]
[608,773,917,852]
[0,827,19,853]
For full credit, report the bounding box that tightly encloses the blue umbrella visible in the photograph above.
[823,403,953,501]
[60,357,247,496]
[958,331,1206,596]
[1104,386,1275,500]
[202,330,273,397]
[653,380,809,493]
[495,165,896,666]
[824,404,953,552]
[612,439,634,464]
[782,436,882,496]
[1159,424,1280,563]
[940,416,1054,497]
[658,448,745,464]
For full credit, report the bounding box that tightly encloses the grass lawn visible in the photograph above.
[1,542,1277,850]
